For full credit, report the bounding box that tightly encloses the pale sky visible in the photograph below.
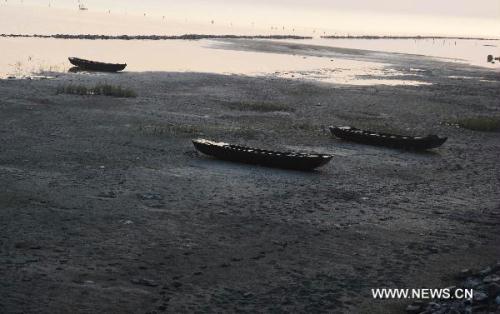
[1,0,499,37]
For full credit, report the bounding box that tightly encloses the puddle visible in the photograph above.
[275,67,431,86]
[448,75,483,80]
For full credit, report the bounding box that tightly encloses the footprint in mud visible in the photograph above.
[250,252,266,260]
[137,192,163,201]
[172,281,183,288]
[97,191,117,198]
[131,278,159,287]
[137,192,165,208]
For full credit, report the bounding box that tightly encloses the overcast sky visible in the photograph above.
[78,0,500,19]
[2,0,499,37]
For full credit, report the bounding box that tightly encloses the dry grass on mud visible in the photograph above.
[452,116,500,132]
[56,83,137,98]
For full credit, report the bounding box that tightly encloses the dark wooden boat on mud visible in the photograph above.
[329,126,447,150]
[192,139,333,171]
[68,57,127,72]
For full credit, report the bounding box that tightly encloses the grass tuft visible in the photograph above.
[451,117,500,132]
[56,83,137,98]
[224,101,295,113]
[290,122,320,132]
[137,123,259,140]
[137,124,201,137]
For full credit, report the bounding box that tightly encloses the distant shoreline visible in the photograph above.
[321,35,499,41]
[0,34,312,40]
[1,33,497,41]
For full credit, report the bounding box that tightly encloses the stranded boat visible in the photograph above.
[329,126,447,150]
[68,57,127,72]
[192,139,333,171]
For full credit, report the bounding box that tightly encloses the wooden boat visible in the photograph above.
[329,126,447,150]
[192,139,333,171]
[68,57,126,72]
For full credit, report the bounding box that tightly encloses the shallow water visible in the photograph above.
[0,37,436,85]
[283,38,500,69]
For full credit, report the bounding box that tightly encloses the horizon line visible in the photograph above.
[1,33,499,41]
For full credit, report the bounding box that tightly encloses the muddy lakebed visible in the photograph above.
[0,39,499,313]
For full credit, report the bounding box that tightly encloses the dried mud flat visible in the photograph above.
[0,42,499,313]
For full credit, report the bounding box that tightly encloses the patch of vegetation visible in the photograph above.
[286,122,325,135]
[284,83,331,97]
[451,116,500,132]
[137,124,201,137]
[137,123,259,140]
[224,101,295,113]
[2,33,312,40]
[56,84,137,98]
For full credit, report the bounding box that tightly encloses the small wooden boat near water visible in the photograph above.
[329,126,447,150]
[68,57,127,72]
[192,139,333,171]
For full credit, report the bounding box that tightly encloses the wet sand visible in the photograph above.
[0,41,499,313]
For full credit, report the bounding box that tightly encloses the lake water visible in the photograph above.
[0,36,498,85]
[287,38,500,69]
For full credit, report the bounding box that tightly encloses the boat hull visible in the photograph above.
[68,57,127,72]
[192,139,332,171]
[329,126,447,150]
